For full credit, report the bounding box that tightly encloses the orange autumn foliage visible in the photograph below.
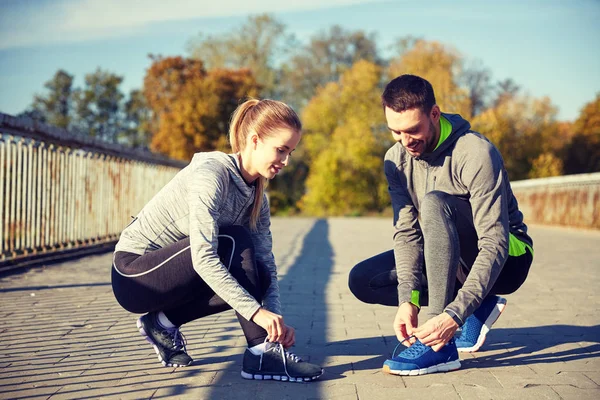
[143,56,260,161]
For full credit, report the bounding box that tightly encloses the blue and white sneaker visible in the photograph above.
[382,338,461,376]
[456,295,507,353]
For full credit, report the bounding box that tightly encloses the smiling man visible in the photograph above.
[348,74,534,375]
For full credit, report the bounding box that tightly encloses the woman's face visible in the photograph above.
[250,128,301,180]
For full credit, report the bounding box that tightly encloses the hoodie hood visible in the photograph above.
[192,151,256,195]
[418,113,471,163]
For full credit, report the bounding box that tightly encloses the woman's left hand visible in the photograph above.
[413,313,459,352]
[280,325,296,348]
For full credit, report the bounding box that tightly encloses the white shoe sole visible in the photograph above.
[240,369,324,382]
[457,299,507,353]
[383,360,461,376]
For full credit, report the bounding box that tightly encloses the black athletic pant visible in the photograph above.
[349,191,532,320]
[111,225,270,347]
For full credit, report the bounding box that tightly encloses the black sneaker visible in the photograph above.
[241,342,323,382]
[136,312,192,367]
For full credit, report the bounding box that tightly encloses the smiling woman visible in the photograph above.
[110,98,323,382]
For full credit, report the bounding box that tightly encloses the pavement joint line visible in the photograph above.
[1,219,599,399]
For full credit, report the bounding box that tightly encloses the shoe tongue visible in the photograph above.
[265,341,279,351]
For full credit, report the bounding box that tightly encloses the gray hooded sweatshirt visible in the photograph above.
[384,113,532,322]
[114,151,281,321]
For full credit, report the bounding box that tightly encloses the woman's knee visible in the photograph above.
[220,225,255,252]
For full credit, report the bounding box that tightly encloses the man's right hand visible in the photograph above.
[251,307,287,344]
[393,302,418,345]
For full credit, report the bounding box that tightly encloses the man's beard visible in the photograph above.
[425,119,437,153]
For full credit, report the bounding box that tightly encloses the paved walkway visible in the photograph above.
[1,218,599,400]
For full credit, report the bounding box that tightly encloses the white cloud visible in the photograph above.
[0,0,381,49]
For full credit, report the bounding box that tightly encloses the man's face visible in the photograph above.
[385,106,440,157]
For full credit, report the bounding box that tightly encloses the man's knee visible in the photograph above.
[348,261,370,301]
[421,191,452,214]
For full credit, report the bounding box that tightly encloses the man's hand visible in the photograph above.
[413,312,459,351]
[393,302,418,345]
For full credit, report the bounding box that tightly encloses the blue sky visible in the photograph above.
[0,0,598,121]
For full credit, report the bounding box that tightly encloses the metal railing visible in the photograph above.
[0,113,185,270]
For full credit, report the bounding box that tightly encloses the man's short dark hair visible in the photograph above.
[381,74,436,114]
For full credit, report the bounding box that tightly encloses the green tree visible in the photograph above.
[24,70,74,129]
[187,14,293,99]
[72,68,125,142]
[121,89,152,147]
[299,60,389,216]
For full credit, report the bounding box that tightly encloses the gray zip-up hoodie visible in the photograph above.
[384,113,532,323]
[114,151,281,321]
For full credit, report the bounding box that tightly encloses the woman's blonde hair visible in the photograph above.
[229,98,301,230]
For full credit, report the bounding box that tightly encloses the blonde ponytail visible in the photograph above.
[228,98,301,231]
[229,98,260,153]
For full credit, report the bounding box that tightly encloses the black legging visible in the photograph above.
[349,191,532,320]
[111,225,270,347]
[348,248,532,307]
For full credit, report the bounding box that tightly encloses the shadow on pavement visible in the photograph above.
[202,218,335,397]
[317,323,600,374]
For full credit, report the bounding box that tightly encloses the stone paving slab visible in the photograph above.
[1,217,599,399]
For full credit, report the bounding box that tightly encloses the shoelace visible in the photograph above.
[163,327,188,353]
[259,339,301,378]
[391,335,425,358]
[400,340,427,358]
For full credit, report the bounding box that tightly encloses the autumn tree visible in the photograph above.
[563,93,600,174]
[471,94,560,180]
[461,60,493,117]
[143,56,259,161]
[280,25,381,109]
[187,14,293,99]
[299,60,390,216]
[388,39,472,119]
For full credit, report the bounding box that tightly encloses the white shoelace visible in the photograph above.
[259,339,301,378]
[165,327,188,352]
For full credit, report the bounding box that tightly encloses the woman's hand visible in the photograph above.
[280,325,295,348]
[251,308,287,344]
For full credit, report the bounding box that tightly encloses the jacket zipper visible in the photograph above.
[234,187,255,224]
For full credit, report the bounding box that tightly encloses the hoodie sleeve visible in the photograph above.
[188,164,262,322]
[444,142,509,323]
[251,193,282,315]
[384,157,424,307]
